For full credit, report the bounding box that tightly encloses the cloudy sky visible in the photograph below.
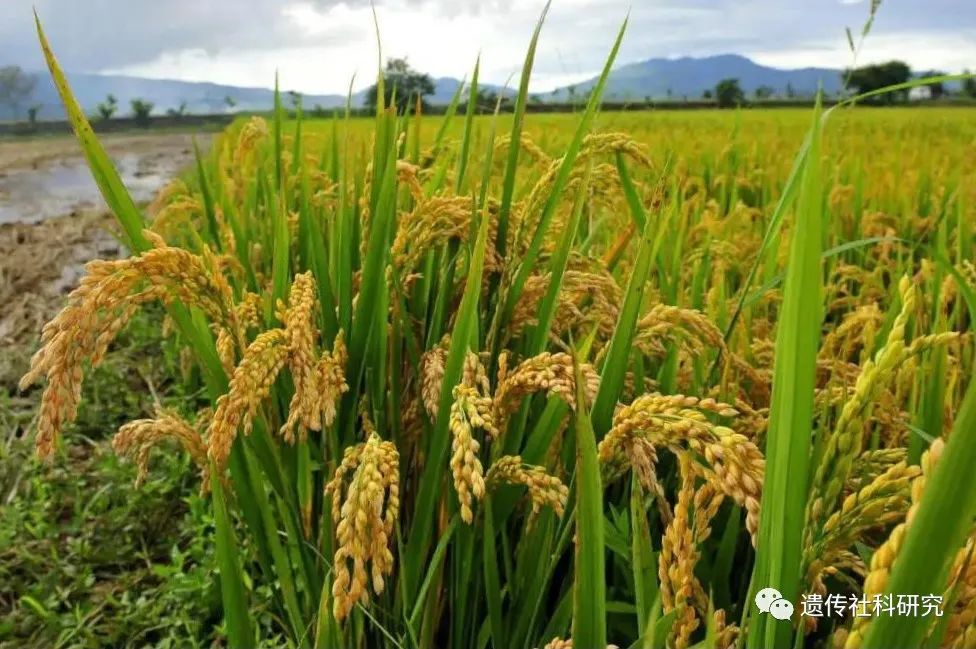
[3,0,975,94]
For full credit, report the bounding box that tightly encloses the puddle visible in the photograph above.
[0,133,210,387]
[0,151,188,224]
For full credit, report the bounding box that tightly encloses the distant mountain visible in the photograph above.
[0,71,518,121]
[0,72,350,121]
[1,55,844,121]
[427,77,514,105]
[430,55,842,105]
[548,54,844,101]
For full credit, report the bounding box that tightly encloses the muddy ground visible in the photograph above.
[0,132,211,387]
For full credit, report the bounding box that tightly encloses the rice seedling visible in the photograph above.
[19,8,976,649]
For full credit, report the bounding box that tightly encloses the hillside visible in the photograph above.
[548,54,843,101]
[1,72,349,121]
[1,54,845,121]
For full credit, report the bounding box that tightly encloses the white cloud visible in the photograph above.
[105,0,630,94]
[10,0,976,94]
[749,30,976,72]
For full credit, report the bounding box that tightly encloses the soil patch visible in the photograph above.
[0,131,212,388]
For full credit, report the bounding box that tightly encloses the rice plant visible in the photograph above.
[19,8,976,649]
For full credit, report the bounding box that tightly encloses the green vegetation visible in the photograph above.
[6,11,976,649]
[0,311,227,648]
[0,65,36,120]
[845,61,912,102]
[96,94,118,121]
[167,101,189,118]
[130,98,154,127]
[715,78,744,107]
[364,58,436,113]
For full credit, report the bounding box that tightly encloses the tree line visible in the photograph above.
[0,65,241,126]
[363,58,976,112]
[2,58,974,125]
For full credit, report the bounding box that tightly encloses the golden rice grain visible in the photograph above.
[486,455,568,518]
[20,242,237,458]
[449,384,494,523]
[843,439,944,649]
[113,407,209,488]
[602,393,763,542]
[325,431,400,622]
[492,352,600,431]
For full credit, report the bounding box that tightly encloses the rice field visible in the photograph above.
[18,15,976,649]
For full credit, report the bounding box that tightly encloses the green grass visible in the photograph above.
[0,311,234,649]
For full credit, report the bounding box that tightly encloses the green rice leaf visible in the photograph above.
[749,95,825,649]
[590,195,662,437]
[495,1,550,258]
[483,499,506,649]
[501,15,628,330]
[862,264,976,648]
[211,468,255,648]
[572,355,607,648]
[33,12,147,252]
[404,201,492,598]
[630,477,658,636]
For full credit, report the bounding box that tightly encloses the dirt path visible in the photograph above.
[0,131,212,387]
